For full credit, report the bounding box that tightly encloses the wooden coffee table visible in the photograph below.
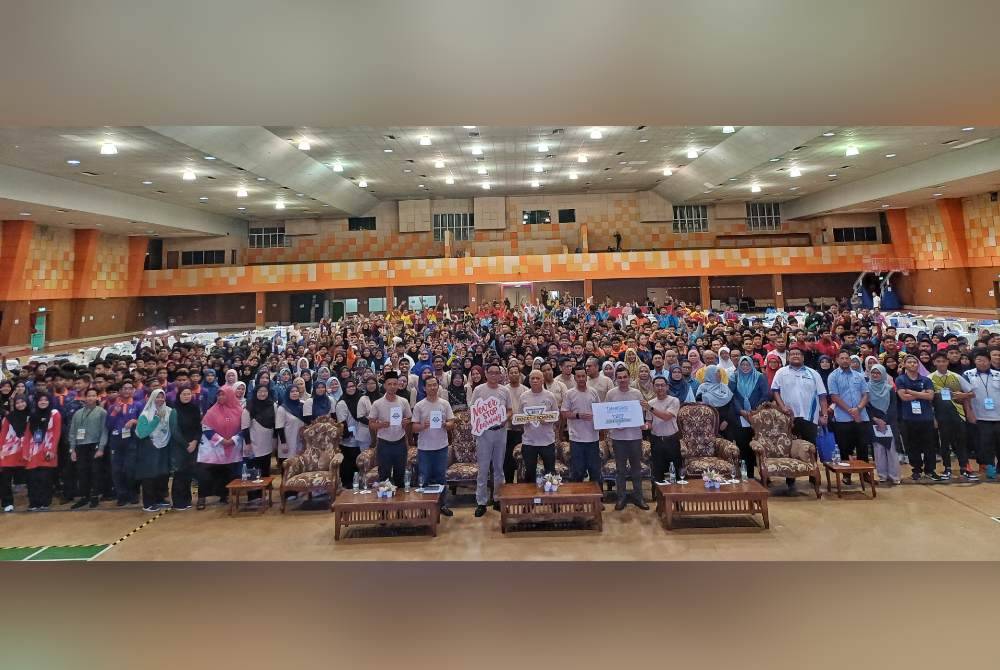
[333,489,440,540]
[824,460,877,499]
[225,476,275,515]
[655,479,770,530]
[495,482,603,534]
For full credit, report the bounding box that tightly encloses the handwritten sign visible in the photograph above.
[592,400,644,429]
[470,396,507,436]
[512,411,560,426]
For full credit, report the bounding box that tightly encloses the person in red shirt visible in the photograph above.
[813,328,841,360]
[25,393,61,510]
[1,394,30,511]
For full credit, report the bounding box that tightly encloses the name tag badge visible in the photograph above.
[76,428,87,441]
[33,429,44,444]
[121,428,131,438]
[940,388,952,402]
[985,398,996,411]
[910,401,922,415]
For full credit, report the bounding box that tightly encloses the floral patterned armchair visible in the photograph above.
[749,403,821,497]
[280,416,343,512]
[514,440,572,482]
[356,438,419,487]
[446,410,478,490]
[599,437,652,484]
[677,404,739,476]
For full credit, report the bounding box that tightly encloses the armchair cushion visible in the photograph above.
[761,457,815,477]
[789,439,817,463]
[284,471,336,489]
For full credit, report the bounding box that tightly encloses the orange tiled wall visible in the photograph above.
[247,225,443,264]
[90,233,130,294]
[963,193,1000,265]
[20,225,75,298]
[904,203,953,268]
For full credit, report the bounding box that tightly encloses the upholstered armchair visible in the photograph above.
[446,410,478,491]
[514,440,572,482]
[280,416,343,512]
[599,437,652,484]
[677,404,739,476]
[749,402,821,497]
[356,439,419,487]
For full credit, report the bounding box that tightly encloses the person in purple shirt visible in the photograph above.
[105,380,143,506]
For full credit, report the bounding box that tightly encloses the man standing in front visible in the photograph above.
[68,387,108,509]
[771,348,828,493]
[562,366,602,486]
[605,368,649,510]
[896,354,939,481]
[827,350,871,483]
[411,376,455,516]
[519,370,560,484]
[470,363,512,517]
[964,348,1000,479]
[368,371,412,487]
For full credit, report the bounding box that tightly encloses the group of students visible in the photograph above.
[3,294,1000,517]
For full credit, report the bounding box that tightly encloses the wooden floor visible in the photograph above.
[2,466,999,561]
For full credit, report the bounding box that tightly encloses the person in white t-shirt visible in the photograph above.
[411,377,455,516]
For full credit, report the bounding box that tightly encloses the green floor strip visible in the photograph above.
[0,546,42,561]
[26,544,109,561]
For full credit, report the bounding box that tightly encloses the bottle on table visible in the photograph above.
[668,463,676,484]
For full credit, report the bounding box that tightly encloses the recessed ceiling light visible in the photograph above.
[481,182,490,190]
[403,168,412,173]
[477,166,487,175]
[822,132,836,137]
[18,212,31,216]
[237,206,247,210]
[297,140,311,151]
[881,204,890,208]
[331,162,343,172]
[95,223,103,227]
[182,170,196,181]
[462,125,477,129]
[533,164,543,173]
[590,129,603,139]
[606,177,613,181]
[962,127,975,131]
[722,126,735,134]
[531,180,540,188]
[577,154,588,163]
[769,157,781,162]
[419,135,432,146]
[569,172,578,180]
[418,184,425,188]
[471,146,483,155]
[728,177,737,181]
[199,197,208,201]
[358,179,368,188]
[142,180,153,185]
[789,167,802,177]
[846,146,860,156]
[789,187,799,191]
[445,176,454,185]
[204,156,216,160]
[827,173,838,177]
[687,148,699,159]
[295,193,304,197]
[99,142,118,155]
[383,148,393,153]
[275,201,285,210]
[66,159,80,165]
[638,138,649,143]
[933,193,943,197]
[885,153,896,158]
[751,184,762,193]
[434,159,445,168]
[619,161,627,165]
[662,168,672,176]
[256,176,267,181]
[538,143,548,152]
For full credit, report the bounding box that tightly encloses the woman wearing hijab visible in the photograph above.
[634,364,656,401]
[244,384,277,498]
[849,355,864,373]
[414,367,434,406]
[199,368,220,413]
[335,379,366,488]
[1,394,30,512]
[883,355,900,381]
[224,369,239,387]
[271,368,292,404]
[295,357,311,376]
[135,388,172,512]
[686,348,705,376]
[196,385,247,510]
[733,356,771,478]
[764,352,784,389]
[667,365,695,403]
[718,346,736,374]
[275,384,307,478]
[233,381,248,408]
[863,355,880,378]
[25,393,61,510]
[292,376,310,400]
[0,380,13,418]
[447,370,468,410]
[327,377,343,406]
[601,360,616,382]
[623,348,641,381]
[363,376,383,402]
[467,365,486,396]
[695,365,740,443]
[168,385,201,510]
[304,380,333,424]
[816,355,834,385]
[867,364,901,484]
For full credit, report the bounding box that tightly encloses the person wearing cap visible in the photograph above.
[367,370,412,487]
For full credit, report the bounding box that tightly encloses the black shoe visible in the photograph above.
[910,472,922,481]
[614,499,628,511]
[71,499,89,510]
[491,501,500,512]
[633,498,649,511]
[474,505,487,517]
[116,500,128,507]
[89,499,100,509]
[440,507,454,517]
[942,469,953,480]
[926,472,943,482]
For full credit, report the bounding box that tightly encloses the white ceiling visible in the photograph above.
[0,197,198,238]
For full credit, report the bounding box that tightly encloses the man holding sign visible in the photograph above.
[470,363,512,517]
[562,366,602,486]
[368,371,412,487]
[412,377,455,516]
[517,370,560,484]
[604,368,650,511]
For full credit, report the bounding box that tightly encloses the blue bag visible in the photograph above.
[816,427,837,463]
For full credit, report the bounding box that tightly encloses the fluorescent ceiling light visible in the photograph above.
[577,154,588,163]
[822,132,836,137]
[237,207,247,210]
[463,125,477,129]
[639,138,649,143]
[962,127,975,131]
[332,161,343,172]
[687,148,699,159]
[204,156,216,160]
[538,143,548,152]
[434,159,445,168]
[885,153,896,158]
[662,168,672,176]
[953,137,988,149]
[722,126,735,134]
[845,146,859,156]
[419,135,432,146]
[531,180,540,188]
[789,167,802,177]
[275,201,285,210]
[418,184,425,188]
[236,188,248,198]
[99,142,117,155]
[142,180,153,185]
[445,176,454,185]
[66,159,81,165]
[471,146,483,155]
[569,172,578,180]
[182,170,196,181]
[769,157,781,162]
[751,184,761,193]
[481,182,490,190]
[933,193,943,197]
[297,140,311,151]
[256,177,267,181]
[358,179,368,188]
[589,129,603,139]
[383,148,393,153]
[533,164,543,173]
[19,212,31,216]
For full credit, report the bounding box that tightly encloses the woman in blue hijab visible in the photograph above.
[696,364,741,443]
[199,368,220,413]
[733,356,771,478]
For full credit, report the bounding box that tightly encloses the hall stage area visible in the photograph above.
[3,474,999,561]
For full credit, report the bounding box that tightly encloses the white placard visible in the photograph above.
[592,400,644,429]
[429,410,443,429]
[389,405,403,427]
[470,396,507,436]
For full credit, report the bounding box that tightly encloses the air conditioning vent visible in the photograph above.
[551,128,564,135]
[383,134,397,140]
[468,131,480,137]
[635,125,647,131]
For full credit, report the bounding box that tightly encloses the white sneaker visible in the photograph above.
[3,505,13,513]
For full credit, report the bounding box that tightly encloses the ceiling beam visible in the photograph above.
[148,126,378,216]
[653,126,830,203]
[0,163,242,237]
[782,137,1000,219]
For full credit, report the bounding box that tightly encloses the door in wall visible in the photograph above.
[290,292,324,324]
[330,301,346,323]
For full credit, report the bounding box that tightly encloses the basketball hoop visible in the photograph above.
[863,256,914,275]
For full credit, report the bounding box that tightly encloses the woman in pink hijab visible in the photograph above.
[686,348,704,375]
[196,385,248,510]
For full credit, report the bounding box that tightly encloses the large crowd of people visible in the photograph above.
[2,294,1000,520]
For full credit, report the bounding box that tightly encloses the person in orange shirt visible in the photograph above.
[25,393,62,511]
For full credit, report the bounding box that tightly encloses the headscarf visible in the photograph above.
[764,352,783,388]
[448,371,468,408]
[867,364,892,413]
[327,377,343,405]
[817,355,834,385]
[602,361,616,380]
[849,355,863,372]
[248,386,276,429]
[696,365,733,408]
[28,393,54,435]
[340,382,362,421]
[5,394,29,437]
[0,380,14,417]
[233,381,247,408]
[310,380,332,418]
[202,385,244,439]
[224,369,238,386]
[864,355,880,377]
[718,346,736,373]
[687,348,704,374]
[634,364,655,400]
[734,355,762,411]
[140,388,172,449]
[667,365,693,403]
[174,385,203,443]
[200,368,220,408]
[623,347,641,381]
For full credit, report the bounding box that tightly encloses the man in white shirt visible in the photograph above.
[519,370,560,484]
[561,366,602,485]
[367,371,412,487]
[771,348,828,492]
[412,377,455,516]
[470,363,513,517]
[605,368,650,510]
[648,377,680,482]
[585,356,613,401]
[502,364,525,484]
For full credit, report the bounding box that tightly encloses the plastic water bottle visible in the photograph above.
[668,463,676,484]
[740,460,748,481]
[832,446,841,464]
[241,462,249,481]
[404,469,411,492]
[536,470,545,489]
[352,472,360,493]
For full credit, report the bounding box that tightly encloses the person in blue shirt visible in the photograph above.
[896,354,940,481]
[827,351,872,484]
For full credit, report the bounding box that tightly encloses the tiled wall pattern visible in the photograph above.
[963,193,1000,265]
[248,227,443,264]
[904,203,953,268]
[90,233,130,294]
[21,226,75,297]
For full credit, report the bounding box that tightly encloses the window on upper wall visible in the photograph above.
[522,209,551,225]
[833,226,878,243]
[432,212,474,241]
[746,202,782,231]
[558,208,576,223]
[672,205,709,233]
[368,297,387,313]
[248,226,288,249]
[180,249,226,266]
[348,216,376,231]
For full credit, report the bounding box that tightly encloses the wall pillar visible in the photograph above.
[126,236,149,298]
[467,283,477,309]
[937,198,974,307]
[885,209,911,260]
[443,229,452,258]
[772,273,785,310]
[699,276,711,308]
[255,292,266,327]
[385,285,395,311]
[0,220,34,303]
[580,223,589,253]
[583,278,593,303]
